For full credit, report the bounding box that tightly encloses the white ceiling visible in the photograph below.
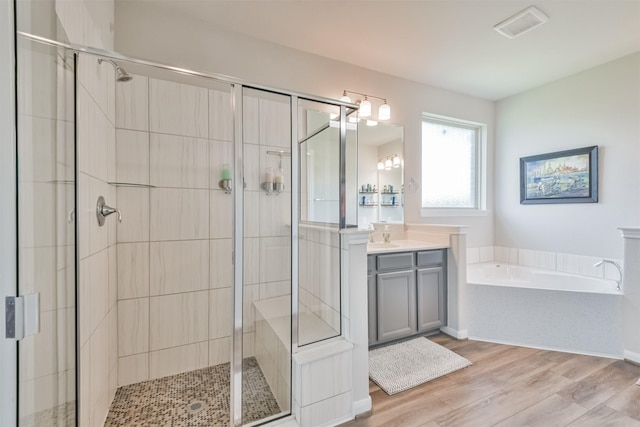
[146,0,639,100]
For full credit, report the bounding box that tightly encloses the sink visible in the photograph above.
[367,243,400,249]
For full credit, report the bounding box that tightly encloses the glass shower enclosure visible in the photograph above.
[4,26,358,426]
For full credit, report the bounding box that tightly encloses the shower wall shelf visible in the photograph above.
[107,182,156,188]
[267,150,291,157]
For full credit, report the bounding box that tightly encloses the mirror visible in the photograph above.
[358,123,404,226]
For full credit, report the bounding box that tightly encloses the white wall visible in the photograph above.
[114,2,495,247]
[495,53,640,259]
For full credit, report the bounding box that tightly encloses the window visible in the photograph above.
[421,114,486,214]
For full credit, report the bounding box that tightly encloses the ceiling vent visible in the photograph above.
[494,6,549,39]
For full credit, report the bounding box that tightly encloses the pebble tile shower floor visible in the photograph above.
[105,357,281,426]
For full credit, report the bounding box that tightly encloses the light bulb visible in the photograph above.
[393,155,401,168]
[378,102,391,121]
[385,159,392,170]
[366,119,378,126]
[340,91,351,103]
[377,161,384,170]
[359,98,371,118]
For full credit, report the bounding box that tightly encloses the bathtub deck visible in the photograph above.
[341,334,640,427]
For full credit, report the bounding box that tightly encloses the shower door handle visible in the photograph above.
[96,195,122,226]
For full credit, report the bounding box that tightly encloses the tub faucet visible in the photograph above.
[594,259,623,291]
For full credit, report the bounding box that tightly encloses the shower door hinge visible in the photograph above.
[5,294,39,340]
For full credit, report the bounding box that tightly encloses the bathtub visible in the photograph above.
[467,263,623,358]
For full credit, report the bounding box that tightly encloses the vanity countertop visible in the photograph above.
[366,239,449,254]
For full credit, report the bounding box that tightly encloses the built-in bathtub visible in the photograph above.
[467,262,623,358]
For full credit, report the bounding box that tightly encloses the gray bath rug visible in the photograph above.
[369,337,471,395]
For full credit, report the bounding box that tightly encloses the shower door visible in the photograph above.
[1,33,78,426]
[238,87,293,425]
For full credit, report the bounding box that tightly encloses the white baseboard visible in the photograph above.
[353,396,372,416]
[469,335,623,360]
[440,326,468,339]
[624,350,640,364]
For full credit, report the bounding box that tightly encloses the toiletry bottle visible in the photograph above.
[383,225,391,243]
[368,223,375,243]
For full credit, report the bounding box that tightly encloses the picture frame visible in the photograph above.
[520,146,598,205]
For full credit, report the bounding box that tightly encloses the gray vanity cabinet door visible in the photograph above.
[417,267,445,332]
[376,270,417,342]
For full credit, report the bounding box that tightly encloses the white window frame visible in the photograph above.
[420,113,487,217]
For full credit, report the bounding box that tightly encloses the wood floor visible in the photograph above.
[342,334,640,427]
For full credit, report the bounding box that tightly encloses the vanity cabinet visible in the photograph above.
[368,249,446,347]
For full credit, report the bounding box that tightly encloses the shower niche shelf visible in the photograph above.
[107,182,156,188]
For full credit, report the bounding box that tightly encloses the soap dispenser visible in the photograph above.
[383,225,391,243]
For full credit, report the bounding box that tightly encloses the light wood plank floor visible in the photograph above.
[341,334,640,427]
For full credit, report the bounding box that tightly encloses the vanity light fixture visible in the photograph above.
[393,155,401,168]
[379,101,391,121]
[379,154,402,171]
[340,91,352,103]
[359,97,372,118]
[341,90,391,121]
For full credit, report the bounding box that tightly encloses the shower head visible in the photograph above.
[98,58,133,82]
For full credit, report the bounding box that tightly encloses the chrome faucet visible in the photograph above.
[594,259,623,291]
[368,224,375,243]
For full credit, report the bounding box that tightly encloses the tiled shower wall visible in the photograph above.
[53,0,120,424]
[77,54,119,427]
[298,226,341,338]
[115,81,292,387]
[115,76,233,385]
[242,91,293,357]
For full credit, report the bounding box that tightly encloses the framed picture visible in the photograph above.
[520,146,598,204]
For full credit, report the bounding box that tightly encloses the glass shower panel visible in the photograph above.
[297,99,342,346]
[81,57,237,425]
[16,37,77,425]
[241,88,292,424]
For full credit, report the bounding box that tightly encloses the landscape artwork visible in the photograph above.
[520,146,598,204]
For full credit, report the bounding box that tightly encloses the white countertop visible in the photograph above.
[366,239,449,254]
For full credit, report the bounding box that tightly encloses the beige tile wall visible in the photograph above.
[114,83,294,416]
[76,60,119,427]
[55,0,119,424]
[116,77,237,386]
[298,225,341,344]
[242,91,292,367]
